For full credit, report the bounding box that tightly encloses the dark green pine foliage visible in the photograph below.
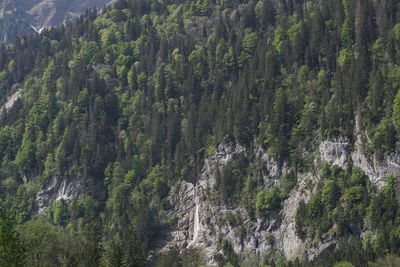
[0,0,399,266]
[0,206,24,267]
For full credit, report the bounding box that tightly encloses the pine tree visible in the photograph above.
[0,206,24,267]
[393,89,400,131]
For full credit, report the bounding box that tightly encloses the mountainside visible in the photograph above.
[0,0,113,44]
[1,0,400,266]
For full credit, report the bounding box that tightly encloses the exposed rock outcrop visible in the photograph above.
[159,143,327,265]
[319,138,400,189]
[319,115,400,188]
[319,138,349,169]
[0,0,113,44]
[160,128,400,265]
[0,89,22,114]
[36,177,82,213]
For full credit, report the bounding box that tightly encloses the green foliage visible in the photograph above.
[321,180,340,211]
[343,185,364,204]
[334,261,355,267]
[256,188,281,216]
[17,220,95,267]
[273,26,288,55]
[393,90,400,131]
[370,117,395,153]
[296,165,372,239]
[216,155,248,203]
[338,48,353,68]
[205,136,216,157]
[155,248,205,267]
[368,255,400,267]
[0,0,400,265]
[0,206,24,267]
[52,199,68,225]
[393,24,400,41]
[239,28,257,67]
[341,22,353,48]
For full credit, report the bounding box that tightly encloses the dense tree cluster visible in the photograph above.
[0,0,400,265]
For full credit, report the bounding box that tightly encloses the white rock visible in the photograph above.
[36,177,82,213]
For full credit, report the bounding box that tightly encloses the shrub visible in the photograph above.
[256,188,281,216]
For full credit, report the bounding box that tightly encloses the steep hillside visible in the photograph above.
[0,0,400,266]
[0,0,112,43]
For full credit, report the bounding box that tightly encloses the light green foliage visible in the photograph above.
[189,46,205,78]
[273,26,287,54]
[334,261,355,267]
[186,0,211,16]
[371,38,384,63]
[296,165,372,238]
[338,48,353,68]
[393,24,400,40]
[52,199,68,225]
[7,60,16,74]
[70,41,98,68]
[139,165,169,199]
[341,21,353,48]
[369,117,395,153]
[256,188,281,216]
[387,65,400,93]
[343,185,364,204]
[216,38,226,63]
[342,0,351,18]
[239,28,257,66]
[393,90,400,131]
[1,0,400,266]
[100,28,117,47]
[298,65,309,87]
[255,1,264,23]
[287,19,306,47]
[127,65,137,89]
[205,135,216,157]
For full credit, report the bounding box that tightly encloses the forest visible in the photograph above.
[1,0,400,266]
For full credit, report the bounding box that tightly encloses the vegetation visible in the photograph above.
[0,206,24,267]
[0,0,399,266]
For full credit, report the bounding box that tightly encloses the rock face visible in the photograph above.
[24,0,112,28]
[160,132,400,265]
[319,137,400,189]
[0,88,22,115]
[160,143,326,265]
[0,0,113,44]
[36,177,82,213]
[319,138,349,169]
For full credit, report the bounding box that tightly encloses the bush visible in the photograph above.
[343,185,364,205]
[368,254,400,267]
[321,180,340,211]
[256,188,281,216]
[334,261,355,267]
